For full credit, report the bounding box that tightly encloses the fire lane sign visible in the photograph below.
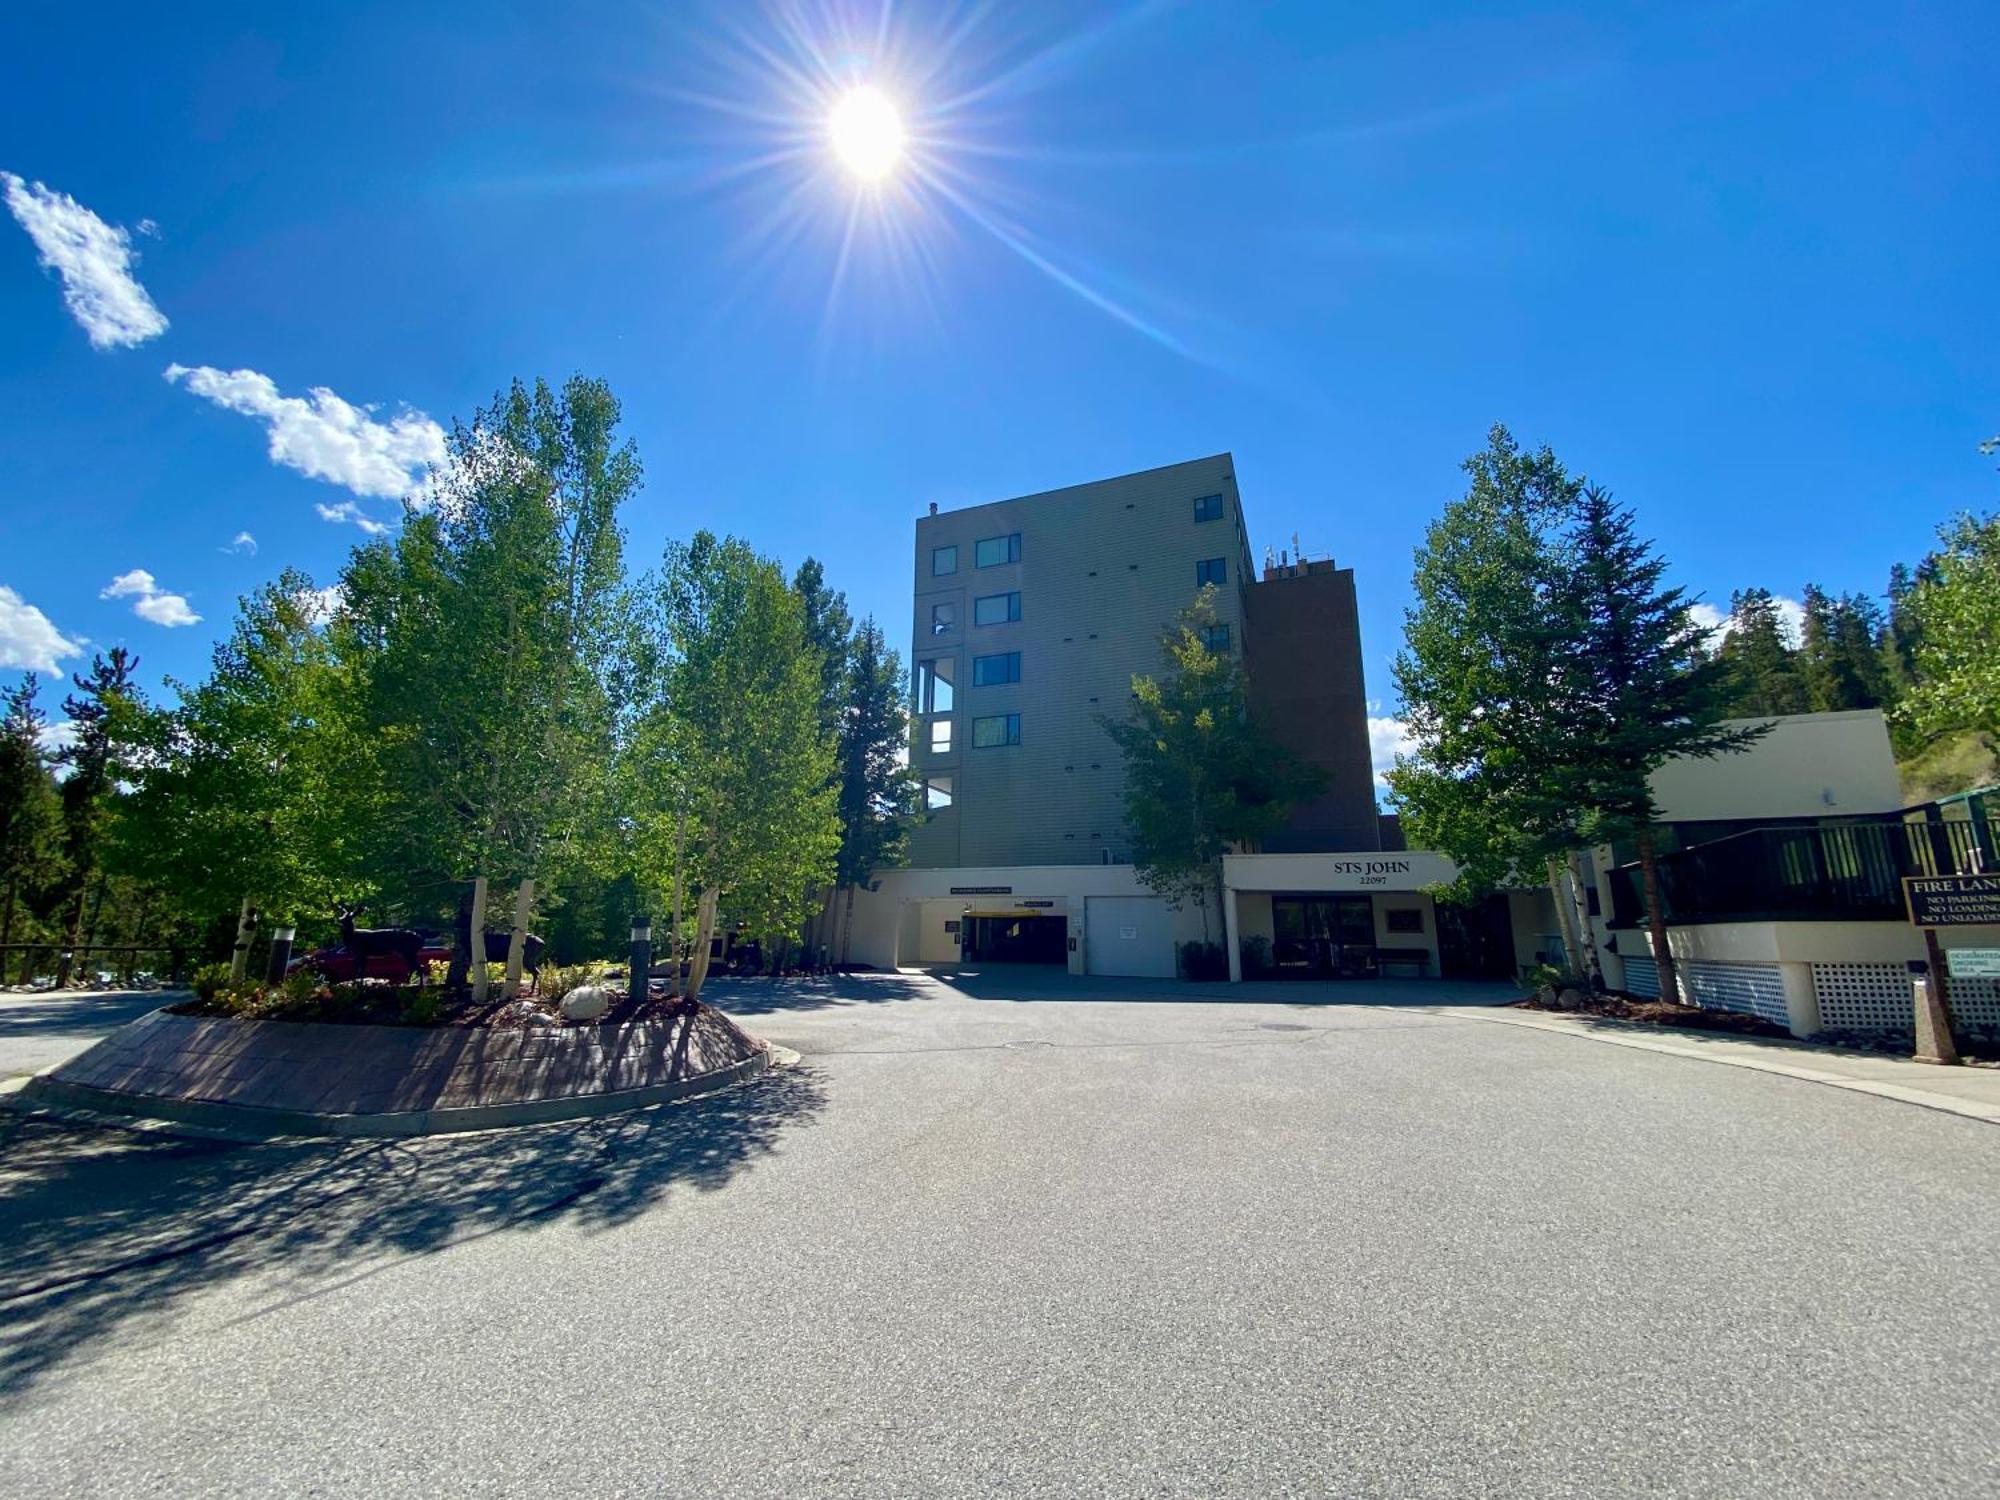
[1903,873,2000,928]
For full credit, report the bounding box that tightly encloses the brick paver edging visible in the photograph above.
[13,1048,771,1138]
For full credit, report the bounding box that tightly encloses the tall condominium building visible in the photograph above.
[841,453,1447,981]
[904,453,1376,869]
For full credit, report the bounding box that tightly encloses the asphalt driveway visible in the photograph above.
[2,969,1995,1497]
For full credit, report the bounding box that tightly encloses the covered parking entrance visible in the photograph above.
[964,911,1067,965]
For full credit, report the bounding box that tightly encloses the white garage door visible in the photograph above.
[1085,896,1176,978]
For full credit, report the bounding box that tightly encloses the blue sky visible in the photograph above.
[2,0,1995,769]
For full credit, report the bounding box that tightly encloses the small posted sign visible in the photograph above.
[1945,949,2000,979]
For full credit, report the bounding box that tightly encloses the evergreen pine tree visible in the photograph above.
[1560,486,1767,1004]
[1716,589,1808,715]
[0,675,67,965]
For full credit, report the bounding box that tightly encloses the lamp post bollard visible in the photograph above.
[266,926,297,987]
[630,916,652,1007]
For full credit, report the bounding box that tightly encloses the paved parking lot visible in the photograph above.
[2,969,1996,1497]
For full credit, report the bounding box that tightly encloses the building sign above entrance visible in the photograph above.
[1021,900,1056,908]
[1904,874,2000,929]
[1223,850,1459,893]
[950,885,1012,895]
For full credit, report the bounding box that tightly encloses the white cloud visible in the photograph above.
[1691,595,1805,648]
[1368,715,1415,787]
[37,719,78,758]
[0,586,85,672]
[2,172,169,349]
[101,568,201,628]
[163,364,446,502]
[223,530,257,555]
[293,583,346,623]
[315,500,391,535]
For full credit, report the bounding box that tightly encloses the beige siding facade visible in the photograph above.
[907,455,1255,868]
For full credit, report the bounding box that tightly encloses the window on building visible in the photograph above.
[932,545,958,576]
[975,532,1022,567]
[929,717,952,754]
[972,651,1021,686]
[972,712,1021,748]
[1196,557,1228,587]
[924,775,954,811]
[973,591,1021,626]
[930,601,955,636]
[916,657,955,713]
[1193,494,1224,522]
[1200,623,1231,653]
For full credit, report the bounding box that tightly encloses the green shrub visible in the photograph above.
[1239,935,1272,979]
[400,989,443,1025]
[1178,940,1228,982]
[540,962,612,1001]
[192,962,234,1002]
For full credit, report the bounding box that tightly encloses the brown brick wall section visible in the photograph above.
[1242,561,1382,853]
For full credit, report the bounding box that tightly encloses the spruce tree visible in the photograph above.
[1716,589,1808,715]
[1560,486,1767,1004]
[828,618,919,963]
[53,649,142,985]
[0,675,67,964]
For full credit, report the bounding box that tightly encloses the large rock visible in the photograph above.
[561,984,613,1022]
[1556,987,1585,1012]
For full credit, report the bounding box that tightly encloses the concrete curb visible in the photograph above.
[1422,1005,2000,1127]
[3,1048,772,1141]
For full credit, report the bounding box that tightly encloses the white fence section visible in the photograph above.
[1812,962,2000,1031]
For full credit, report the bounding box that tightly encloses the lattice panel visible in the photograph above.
[1681,962,1790,1026]
[1945,976,2000,1030]
[1812,963,1912,1031]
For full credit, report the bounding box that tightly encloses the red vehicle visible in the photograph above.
[290,938,450,984]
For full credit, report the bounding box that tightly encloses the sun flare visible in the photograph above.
[828,86,906,181]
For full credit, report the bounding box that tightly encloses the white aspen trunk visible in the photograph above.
[670,811,687,996]
[468,874,491,1002]
[229,894,258,985]
[684,886,720,1003]
[1546,856,1584,979]
[502,876,535,998]
[1566,849,1605,990]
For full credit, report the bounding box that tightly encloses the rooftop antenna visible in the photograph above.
[1292,531,1303,563]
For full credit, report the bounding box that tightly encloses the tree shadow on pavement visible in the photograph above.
[698,972,933,1015]
[0,1065,826,1403]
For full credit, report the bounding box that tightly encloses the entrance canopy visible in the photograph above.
[1221,851,1461,983]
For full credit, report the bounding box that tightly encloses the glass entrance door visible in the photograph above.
[1271,896,1376,977]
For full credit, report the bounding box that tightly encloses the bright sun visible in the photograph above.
[828,86,906,181]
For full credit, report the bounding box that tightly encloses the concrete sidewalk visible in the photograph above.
[1432,1004,2000,1124]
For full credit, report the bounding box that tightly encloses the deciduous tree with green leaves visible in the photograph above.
[108,572,371,981]
[340,376,637,998]
[1387,426,1603,979]
[1103,587,1323,953]
[1896,510,2000,757]
[629,532,839,1000]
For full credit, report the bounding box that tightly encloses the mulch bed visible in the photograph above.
[171,981,703,1030]
[1513,990,1793,1039]
[1514,989,1999,1065]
